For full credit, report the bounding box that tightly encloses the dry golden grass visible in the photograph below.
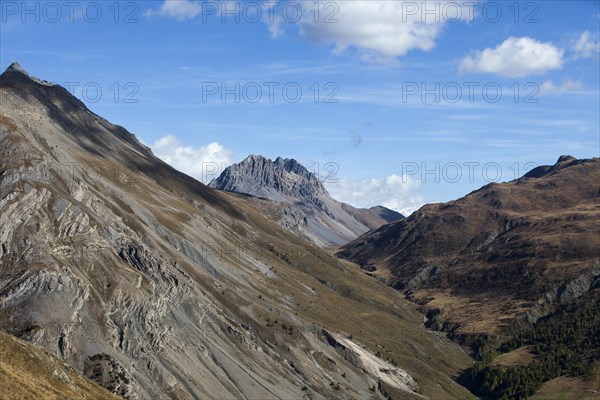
[0,332,120,400]
[0,114,17,133]
[413,289,531,334]
[529,372,600,400]
[493,347,537,367]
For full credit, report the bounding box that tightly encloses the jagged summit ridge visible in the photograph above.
[209,154,329,205]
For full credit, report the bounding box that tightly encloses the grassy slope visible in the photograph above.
[0,331,120,400]
[529,364,600,400]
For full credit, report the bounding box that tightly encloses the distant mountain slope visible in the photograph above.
[369,205,405,223]
[338,156,600,334]
[0,331,119,400]
[209,155,403,246]
[0,63,473,399]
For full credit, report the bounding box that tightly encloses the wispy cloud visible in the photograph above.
[539,78,584,94]
[145,0,201,20]
[572,31,600,60]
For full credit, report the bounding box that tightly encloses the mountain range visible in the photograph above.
[2,61,599,400]
[0,63,473,399]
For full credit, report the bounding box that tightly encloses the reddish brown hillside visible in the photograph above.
[338,156,600,334]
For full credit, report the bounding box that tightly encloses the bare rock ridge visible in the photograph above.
[209,154,329,206]
[0,62,474,399]
[0,61,233,214]
[209,155,403,246]
[0,61,151,162]
[338,156,600,336]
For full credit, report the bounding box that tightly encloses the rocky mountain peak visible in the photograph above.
[209,155,329,204]
[557,155,576,164]
[4,62,29,76]
[1,61,54,87]
[0,62,153,166]
[523,154,581,179]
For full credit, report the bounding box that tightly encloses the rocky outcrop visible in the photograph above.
[210,155,329,208]
[526,260,600,323]
[84,353,133,398]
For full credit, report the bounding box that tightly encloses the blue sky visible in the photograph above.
[1,0,599,214]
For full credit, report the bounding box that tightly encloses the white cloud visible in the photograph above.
[145,0,201,20]
[539,78,583,94]
[151,135,233,183]
[459,37,564,77]
[298,1,462,62]
[264,1,473,63]
[325,175,423,216]
[573,31,600,59]
[145,1,468,64]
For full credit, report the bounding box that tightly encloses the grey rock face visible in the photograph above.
[526,260,600,323]
[209,155,403,246]
[210,155,328,207]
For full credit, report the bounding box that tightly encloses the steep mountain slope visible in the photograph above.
[209,155,403,246]
[338,156,600,335]
[0,331,120,400]
[0,63,473,399]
